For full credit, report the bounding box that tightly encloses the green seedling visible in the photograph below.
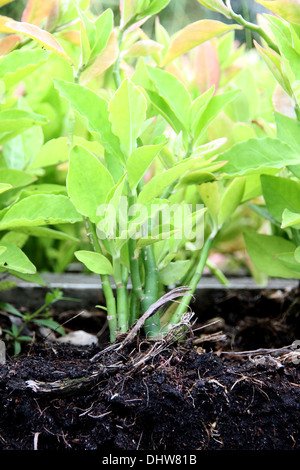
[0,288,74,355]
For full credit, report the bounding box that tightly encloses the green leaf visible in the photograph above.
[54,79,122,159]
[161,20,241,66]
[197,0,230,17]
[0,49,50,89]
[2,99,44,171]
[275,113,300,151]
[216,137,300,176]
[132,59,186,134]
[0,183,12,194]
[6,20,73,63]
[0,168,36,188]
[32,318,65,335]
[244,231,300,279]
[91,8,113,59]
[29,136,70,169]
[0,109,47,145]
[137,156,212,204]
[12,226,79,242]
[108,79,147,158]
[158,260,190,285]
[145,65,192,128]
[0,241,36,274]
[126,141,167,190]
[67,145,114,223]
[218,177,245,227]
[75,250,113,275]
[197,181,221,225]
[281,208,300,229]
[254,41,293,97]
[193,89,240,143]
[261,174,300,222]
[295,246,300,263]
[275,252,300,274]
[0,194,82,231]
[254,0,300,25]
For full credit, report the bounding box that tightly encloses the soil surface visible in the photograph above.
[0,286,299,451]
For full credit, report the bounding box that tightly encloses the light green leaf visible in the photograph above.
[216,137,300,176]
[254,0,300,25]
[197,181,221,225]
[0,241,36,274]
[244,231,300,279]
[261,174,300,222]
[295,246,300,263]
[275,252,300,274]
[126,141,167,190]
[158,260,190,285]
[193,89,240,143]
[0,194,82,231]
[161,20,241,66]
[275,112,300,157]
[146,65,191,127]
[218,177,245,227]
[108,79,147,158]
[254,41,293,97]
[91,8,113,59]
[67,145,114,223]
[0,109,47,145]
[0,49,50,89]
[0,168,36,188]
[75,250,113,275]
[197,0,230,16]
[54,79,122,159]
[0,183,12,194]
[137,156,212,204]
[281,208,300,229]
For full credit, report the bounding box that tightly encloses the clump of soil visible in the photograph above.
[0,286,299,451]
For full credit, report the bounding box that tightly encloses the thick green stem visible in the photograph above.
[113,255,128,334]
[169,232,216,326]
[141,245,160,338]
[86,218,117,342]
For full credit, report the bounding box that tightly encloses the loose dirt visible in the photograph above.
[0,287,299,451]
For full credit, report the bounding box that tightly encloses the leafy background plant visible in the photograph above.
[0,0,299,347]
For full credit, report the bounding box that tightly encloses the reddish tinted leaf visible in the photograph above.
[0,35,21,55]
[81,30,118,84]
[6,20,73,63]
[21,0,57,26]
[194,40,220,93]
[161,20,241,66]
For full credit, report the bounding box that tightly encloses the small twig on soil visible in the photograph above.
[220,342,300,365]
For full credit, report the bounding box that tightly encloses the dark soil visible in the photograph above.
[0,286,299,451]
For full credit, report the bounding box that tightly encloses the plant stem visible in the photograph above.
[227,2,279,54]
[113,255,128,334]
[85,218,117,342]
[141,244,160,338]
[169,232,216,325]
[206,259,229,286]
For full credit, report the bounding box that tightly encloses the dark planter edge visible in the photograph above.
[0,273,298,311]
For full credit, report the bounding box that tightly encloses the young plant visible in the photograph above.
[1,288,68,355]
